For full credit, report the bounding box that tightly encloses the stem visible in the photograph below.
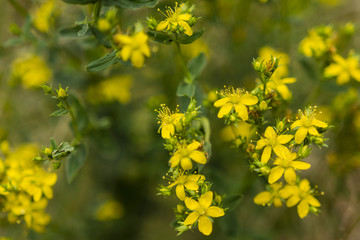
[341,215,360,240]
[92,0,102,24]
[174,35,193,84]
[6,0,27,17]
[64,99,80,140]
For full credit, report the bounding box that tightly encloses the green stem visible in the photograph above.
[174,36,193,84]
[64,99,80,140]
[6,0,27,17]
[92,0,102,24]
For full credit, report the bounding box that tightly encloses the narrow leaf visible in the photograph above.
[66,144,86,183]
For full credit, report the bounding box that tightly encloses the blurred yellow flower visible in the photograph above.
[256,126,293,164]
[157,3,193,36]
[184,191,224,236]
[220,122,256,142]
[32,0,58,33]
[268,148,310,185]
[11,55,52,89]
[114,31,151,68]
[324,52,360,85]
[95,199,124,221]
[298,26,333,58]
[88,75,132,104]
[169,141,206,170]
[214,87,258,120]
[98,18,111,32]
[291,107,328,144]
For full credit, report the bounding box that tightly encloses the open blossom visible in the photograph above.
[214,87,258,121]
[282,179,321,218]
[324,52,360,85]
[114,31,151,68]
[184,191,225,235]
[291,107,328,144]
[156,104,184,139]
[268,148,311,185]
[298,26,333,58]
[156,3,193,36]
[169,141,206,170]
[168,174,204,201]
[256,126,293,164]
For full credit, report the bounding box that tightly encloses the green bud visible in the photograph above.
[52,161,61,170]
[259,101,267,111]
[314,137,324,145]
[33,156,44,161]
[146,16,158,30]
[276,121,284,132]
[229,114,237,122]
[57,87,68,99]
[300,145,312,158]
[44,147,53,158]
[214,194,222,205]
[41,84,53,95]
[260,166,270,175]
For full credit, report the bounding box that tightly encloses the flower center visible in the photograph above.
[198,207,206,215]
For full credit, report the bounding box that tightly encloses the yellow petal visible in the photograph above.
[156,20,169,31]
[254,191,272,205]
[239,94,258,105]
[277,134,293,144]
[161,124,174,139]
[218,103,233,118]
[178,13,191,21]
[255,139,267,150]
[337,72,350,85]
[273,145,288,158]
[273,198,283,208]
[324,63,342,77]
[299,179,311,192]
[169,153,181,168]
[291,161,311,170]
[184,181,198,191]
[291,120,303,129]
[176,184,186,201]
[308,126,319,136]
[42,186,53,199]
[214,97,230,107]
[261,146,272,164]
[184,211,199,225]
[268,166,284,184]
[189,150,207,164]
[179,21,193,36]
[33,187,42,202]
[286,195,300,207]
[306,195,321,207]
[297,200,309,219]
[184,197,200,211]
[180,157,193,170]
[131,50,144,68]
[206,206,224,218]
[264,126,276,139]
[120,46,132,61]
[198,215,212,236]
[294,127,308,144]
[234,104,248,121]
[187,141,201,151]
[199,191,213,209]
[284,168,296,185]
[312,119,328,128]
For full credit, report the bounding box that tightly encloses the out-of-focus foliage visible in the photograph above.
[0,0,360,239]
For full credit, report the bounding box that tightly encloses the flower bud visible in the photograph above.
[259,101,267,111]
[57,87,68,99]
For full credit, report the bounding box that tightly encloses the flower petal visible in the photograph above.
[297,200,309,219]
[255,139,267,150]
[161,124,174,139]
[184,197,200,211]
[234,104,248,121]
[214,97,230,107]
[261,146,272,164]
[184,181,198,191]
[198,215,212,236]
[169,153,181,168]
[254,191,272,206]
[286,195,300,207]
[294,127,308,144]
[187,141,200,151]
[239,94,258,105]
[284,168,296,185]
[306,195,321,207]
[184,211,200,225]
[156,20,169,31]
[277,134,293,144]
[206,206,225,218]
[268,166,285,184]
[291,120,303,129]
[291,161,311,170]
[189,150,207,164]
[199,191,213,209]
[217,103,233,118]
[264,126,276,139]
[308,126,319,136]
[180,157,193,170]
[176,184,186,201]
[312,119,328,128]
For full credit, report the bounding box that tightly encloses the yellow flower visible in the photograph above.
[256,126,293,164]
[21,171,57,202]
[156,3,193,36]
[11,55,52,88]
[298,26,333,58]
[95,199,124,221]
[291,107,328,144]
[32,0,58,33]
[268,148,311,185]
[98,18,111,32]
[220,122,256,142]
[324,53,360,85]
[169,141,207,170]
[266,77,296,100]
[114,31,151,68]
[254,182,286,207]
[214,87,258,120]
[184,191,225,236]
[156,104,184,139]
[168,174,204,201]
[88,75,132,104]
[284,179,321,218]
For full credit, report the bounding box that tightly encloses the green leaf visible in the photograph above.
[66,144,86,183]
[147,30,173,44]
[105,0,159,9]
[59,25,93,37]
[187,52,207,79]
[176,82,196,98]
[50,138,57,149]
[52,142,74,159]
[86,51,119,72]
[178,29,205,44]
[68,94,89,134]
[91,26,112,48]
[50,108,69,117]
[62,0,97,4]
[199,116,211,142]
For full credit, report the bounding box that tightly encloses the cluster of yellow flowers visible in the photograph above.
[0,142,57,232]
[213,54,329,219]
[11,55,52,89]
[299,24,360,85]
[32,0,58,33]
[156,102,225,236]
